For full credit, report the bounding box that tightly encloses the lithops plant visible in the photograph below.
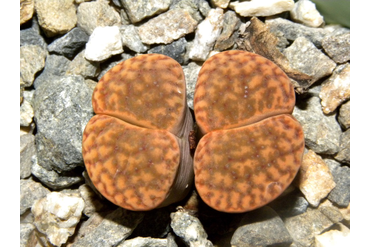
[193,50,305,213]
[82,54,194,211]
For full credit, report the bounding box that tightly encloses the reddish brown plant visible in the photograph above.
[193,50,305,213]
[82,54,194,211]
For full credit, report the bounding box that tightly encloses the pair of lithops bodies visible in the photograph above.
[82,50,305,213]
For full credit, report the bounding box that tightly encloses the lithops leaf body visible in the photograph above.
[194,50,305,213]
[83,54,194,211]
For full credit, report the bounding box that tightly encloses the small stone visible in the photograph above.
[293,96,342,154]
[20,223,36,247]
[66,50,100,78]
[20,0,35,25]
[338,203,350,222]
[284,209,334,247]
[120,25,149,53]
[297,150,336,207]
[121,0,171,23]
[84,26,123,62]
[327,160,350,207]
[335,129,350,164]
[78,184,105,217]
[76,0,122,35]
[20,178,50,215]
[33,75,94,172]
[148,37,187,64]
[170,0,204,22]
[170,210,213,247]
[47,27,89,59]
[266,17,329,48]
[231,206,293,247]
[230,0,294,17]
[214,10,241,51]
[315,223,350,247]
[20,21,48,49]
[20,99,34,127]
[33,54,71,88]
[319,202,344,224]
[117,237,168,247]
[211,0,230,8]
[20,134,36,178]
[283,37,336,87]
[290,0,324,27]
[322,33,350,63]
[20,45,47,87]
[200,0,212,16]
[319,63,350,114]
[32,192,85,247]
[138,9,198,45]
[35,0,77,37]
[71,208,144,247]
[338,100,350,129]
[31,161,85,190]
[182,62,202,109]
[166,233,178,247]
[20,86,24,104]
[188,8,224,61]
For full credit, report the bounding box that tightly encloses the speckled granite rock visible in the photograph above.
[33,75,94,172]
[283,37,336,87]
[20,178,50,215]
[338,100,350,129]
[293,95,342,154]
[35,0,77,37]
[121,0,172,23]
[48,27,89,59]
[189,8,224,61]
[171,210,213,247]
[284,208,334,247]
[20,133,36,178]
[322,33,350,63]
[120,25,149,53]
[319,63,350,114]
[231,206,293,247]
[214,10,241,51]
[66,50,100,78]
[20,45,47,87]
[70,208,144,247]
[182,62,202,109]
[20,0,35,25]
[76,0,122,35]
[335,129,350,164]
[297,150,336,207]
[32,191,85,247]
[138,9,198,44]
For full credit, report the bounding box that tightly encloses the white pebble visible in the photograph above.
[84,26,123,62]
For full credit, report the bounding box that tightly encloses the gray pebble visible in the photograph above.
[283,36,336,87]
[338,100,350,129]
[231,206,293,247]
[148,37,187,64]
[170,210,213,247]
[335,128,350,164]
[20,133,36,178]
[322,33,350,64]
[293,96,342,155]
[328,163,350,207]
[48,27,89,59]
[33,75,94,172]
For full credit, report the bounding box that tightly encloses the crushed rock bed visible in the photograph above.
[20,0,350,246]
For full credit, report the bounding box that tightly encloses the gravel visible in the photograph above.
[20,0,350,246]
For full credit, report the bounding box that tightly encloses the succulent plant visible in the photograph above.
[193,50,305,213]
[82,51,305,213]
[82,54,194,211]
